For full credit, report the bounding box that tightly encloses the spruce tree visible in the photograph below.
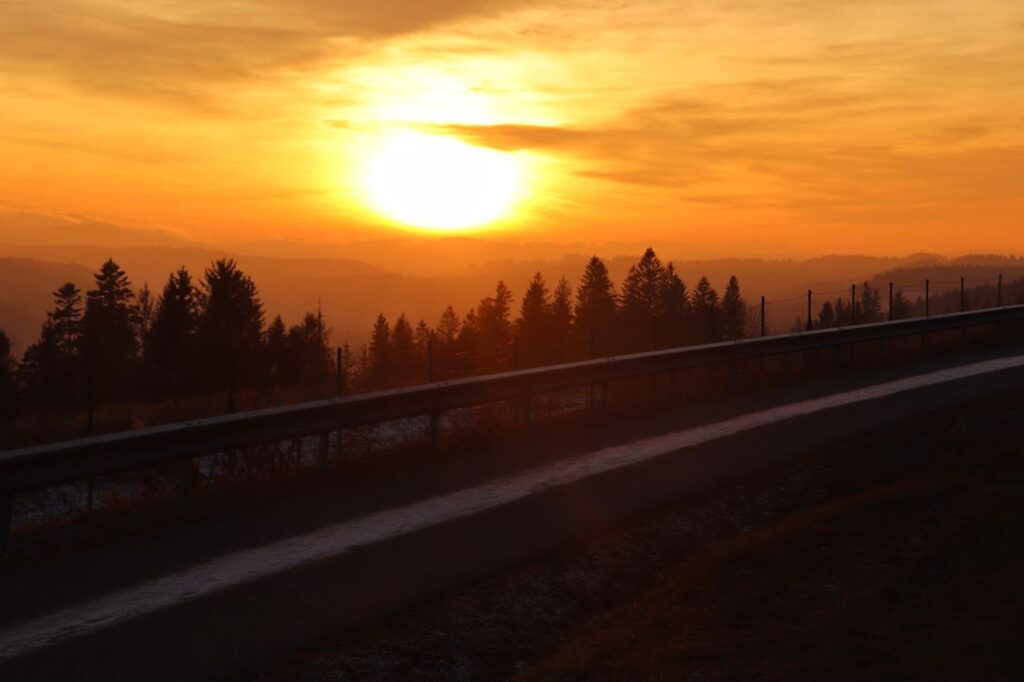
[817,300,836,329]
[860,282,883,323]
[391,314,417,384]
[516,272,550,368]
[81,259,138,397]
[265,315,288,383]
[720,276,746,340]
[0,330,16,413]
[620,248,666,350]
[691,276,719,343]
[149,267,199,386]
[891,289,914,320]
[50,283,82,356]
[435,306,461,378]
[658,264,689,347]
[287,312,332,385]
[834,297,850,326]
[368,313,392,386]
[197,259,264,387]
[549,277,573,363]
[573,256,617,357]
[20,283,87,409]
[475,281,514,366]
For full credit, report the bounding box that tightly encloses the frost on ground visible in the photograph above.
[9,387,593,531]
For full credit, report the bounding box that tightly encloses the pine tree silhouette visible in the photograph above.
[517,272,550,368]
[197,259,263,396]
[391,314,417,384]
[0,330,14,413]
[573,256,617,357]
[891,289,913,320]
[817,300,836,329]
[149,267,199,388]
[658,263,689,348]
[549,277,574,363]
[81,259,138,399]
[620,248,666,351]
[368,313,392,387]
[691,276,719,343]
[265,315,288,384]
[720,276,746,340]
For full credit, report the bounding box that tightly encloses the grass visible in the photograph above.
[248,386,1024,681]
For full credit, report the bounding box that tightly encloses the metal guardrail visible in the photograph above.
[2,304,1024,552]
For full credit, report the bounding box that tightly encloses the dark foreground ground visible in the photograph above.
[252,387,1024,681]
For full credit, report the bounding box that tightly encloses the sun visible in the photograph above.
[362,131,524,231]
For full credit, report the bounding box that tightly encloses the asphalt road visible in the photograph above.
[2,345,1024,681]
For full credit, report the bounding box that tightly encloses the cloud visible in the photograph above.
[421,123,596,150]
[0,0,534,103]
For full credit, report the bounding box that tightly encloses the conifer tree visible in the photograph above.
[197,259,263,387]
[658,264,689,347]
[21,284,85,408]
[435,306,461,378]
[517,272,550,367]
[834,297,850,326]
[265,315,288,383]
[549,277,574,363]
[620,248,666,350]
[859,282,883,323]
[475,281,514,366]
[720,276,746,340]
[391,314,417,384]
[80,259,138,396]
[691,276,719,342]
[368,313,392,386]
[890,289,913,320]
[149,267,199,386]
[0,330,14,413]
[50,283,82,356]
[573,256,617,357]
[287,311,332,385]
[436,306,461,347]
[817,300,836,329]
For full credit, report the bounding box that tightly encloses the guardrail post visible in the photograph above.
[806,290,813,331]
[0,491,12,556]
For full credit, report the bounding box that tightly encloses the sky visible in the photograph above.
[1,0,1022,256]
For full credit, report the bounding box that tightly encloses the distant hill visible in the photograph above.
[0,258,94,352]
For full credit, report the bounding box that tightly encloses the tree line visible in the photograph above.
[0,248,750,422]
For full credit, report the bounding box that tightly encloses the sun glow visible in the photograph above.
[362,131,524,231]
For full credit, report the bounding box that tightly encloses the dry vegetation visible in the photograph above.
[249,387,1024,681]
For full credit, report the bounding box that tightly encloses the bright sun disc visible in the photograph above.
[362,132,523,231]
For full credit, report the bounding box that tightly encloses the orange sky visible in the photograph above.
[1,0,1022,255]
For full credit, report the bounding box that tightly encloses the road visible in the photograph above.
[2,346,1024,680]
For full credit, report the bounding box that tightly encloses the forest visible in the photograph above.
[0,247,1018,445]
